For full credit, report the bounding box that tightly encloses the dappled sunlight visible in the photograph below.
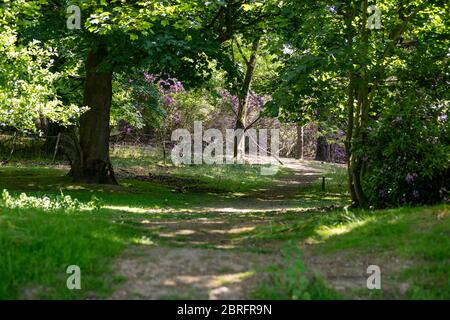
[1,158,354,299]
[111,246,273,299]
[213,244,237,250]
[132,236,155,246]
[105,205,200,215]
[316,219,372,240]
[210,271,255,287]
[208,226,256,235]
[61,185,88,190]
[159,229,197,238]
[157,269,254,297]
[105,203,343,216]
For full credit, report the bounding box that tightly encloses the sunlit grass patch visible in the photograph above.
[110,144,162,170]
[110,144,294,194]
[312,205,450,299]
[211,271,255,287]
[169,163,292,193]
[246,204,449,299]
[315,218,372,240]
[1,189,103,212]
[0,207,136,299]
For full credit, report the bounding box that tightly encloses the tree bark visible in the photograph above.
[233,36,260,157]
[350,80,370,208]
[71,46,117,184]
[348,0,370,208]
[315,134,329,162]
[345,71,359,207]
[296,124,304,160]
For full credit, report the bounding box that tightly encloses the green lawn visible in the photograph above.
[0,162,448,299]
[0,163,291,299]
[249,205,450,299]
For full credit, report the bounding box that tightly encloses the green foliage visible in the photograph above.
[268,0,450,207]
[1,189,103,212]
[111,72,161,130]
[364,94,449,207]
[0,6,85,132]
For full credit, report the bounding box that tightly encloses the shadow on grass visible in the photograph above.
[246,204,450,299]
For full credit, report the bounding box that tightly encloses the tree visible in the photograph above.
[17,0,229,183]
[0,1,84,133]
[268,0,449,207]
[207,0,282,156]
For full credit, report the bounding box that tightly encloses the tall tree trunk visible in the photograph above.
[71,46,117,184]
[296,124,304,160]
[345,71,359,207]
[315,135,329,161]
[233,36,260,157]
[351,80,370,208]
[344,9,359,207]
[348,0,370,208]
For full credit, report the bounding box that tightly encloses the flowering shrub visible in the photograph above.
[363,96,449,207]
[0,190,103,212]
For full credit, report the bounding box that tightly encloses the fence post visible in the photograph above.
[52,133,61,162]
[8,132,17,160]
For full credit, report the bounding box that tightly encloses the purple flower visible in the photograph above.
[405,173,417,184]
[162,95,175,106]
[413,190,420,198]
[379,189,385,198]
[143,72,154,82]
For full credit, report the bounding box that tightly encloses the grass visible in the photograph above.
[110,144,293,193]
[247,204,450,299]
[0,153,448,300]
[252,242,342,300]
[0,165,205,299]
[0,207,134,299]
[314,205,450,299]
[0,161,293,299]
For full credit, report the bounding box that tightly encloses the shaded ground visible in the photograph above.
[1,159,447,299]
[109,159,327,299]
[109,158,447,300]
[302,248,415,299]
[111,247,276,300]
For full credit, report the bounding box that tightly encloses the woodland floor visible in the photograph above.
[108,158,409,300]
[1,155,448,300]
[110,158,325,299]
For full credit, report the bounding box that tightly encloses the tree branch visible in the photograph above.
[233,36,250,67]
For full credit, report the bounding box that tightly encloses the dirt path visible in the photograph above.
[109,159,326,300]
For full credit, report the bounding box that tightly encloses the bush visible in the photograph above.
[363,95,449,207]
[0,189,103,212]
